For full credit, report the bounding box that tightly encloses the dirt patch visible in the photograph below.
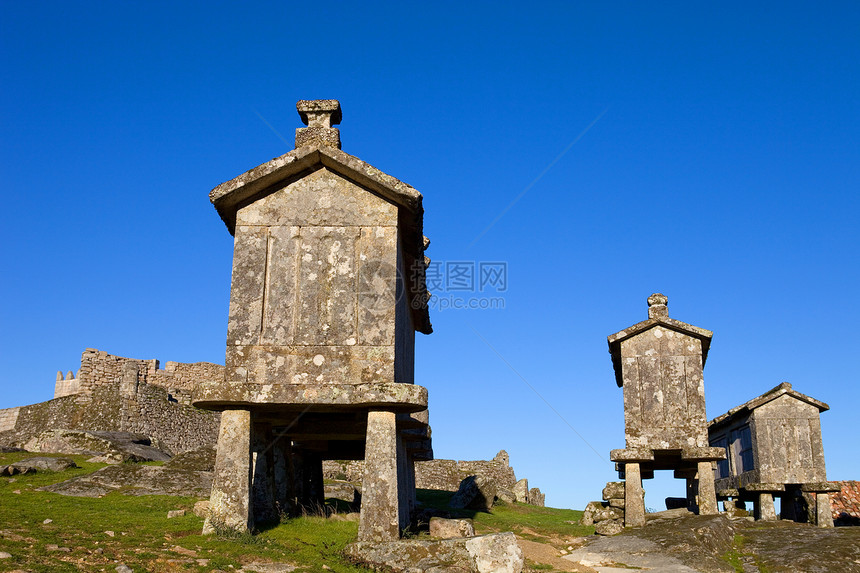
[518,538,595,572]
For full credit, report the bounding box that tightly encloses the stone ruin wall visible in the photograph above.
[324,450,518,493]
[73,348,225,405]
[0,349,222,454]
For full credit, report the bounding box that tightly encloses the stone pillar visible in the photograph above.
[204,409,252,534]
[696,461,718,515]
[251,423,278,525]
[273,437,290,513]
[406,453,417,516]
[304,452,325,510]
[358,410,400,541]
[624,463,646,527]
[815,493,834,528]
[756,492,777,521]
[685,478,697,511]
[396,432,411,531]
[780,489,798,521]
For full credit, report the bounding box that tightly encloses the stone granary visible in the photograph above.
[193,100,434,542]
[607,293,725,527]
[708,382,838,527]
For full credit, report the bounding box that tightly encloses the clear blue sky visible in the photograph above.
[2,2,858,510]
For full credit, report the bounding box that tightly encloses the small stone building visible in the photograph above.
[608,294,724,526]
[194,100,434,542]
[708,382,837,527]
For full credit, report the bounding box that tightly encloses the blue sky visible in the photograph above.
[2,2,858,510]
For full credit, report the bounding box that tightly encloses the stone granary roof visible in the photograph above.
[606,293,713,387]
[709,382,830,428]
[208,100,432,334]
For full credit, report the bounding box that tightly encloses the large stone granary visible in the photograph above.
[709,382,838,526]
[607,293,725,526]
[193,100,434,541]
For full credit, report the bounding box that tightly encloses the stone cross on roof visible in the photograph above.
[295,99,342,149]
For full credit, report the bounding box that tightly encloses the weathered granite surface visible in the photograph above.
[607,294,722,526]
[709,382,834,526]
[199,100,434,542]
[346,532,523,573]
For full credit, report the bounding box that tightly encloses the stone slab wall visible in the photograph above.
[323,451,518,493]
[749,395,827,485]
[0,407,20,433]
[831,480,860,524]
[619,326,709,450]
[224,168,405,388]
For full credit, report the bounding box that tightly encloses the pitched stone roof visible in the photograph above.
[606,298,714,387]
[209,133,432,334]
[709,382,830,428]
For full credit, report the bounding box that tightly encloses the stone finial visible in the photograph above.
[295,99,342,149]
[647,293,668,319]
[66,370,74,380]
[56,371,63,382]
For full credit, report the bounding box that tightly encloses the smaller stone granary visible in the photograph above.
[607,293,725,526]
[708,382,838,527]
[194,100,434,542]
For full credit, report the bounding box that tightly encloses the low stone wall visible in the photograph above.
[831,481,860,525]
[324,450,520,494]
[3,348,223,454]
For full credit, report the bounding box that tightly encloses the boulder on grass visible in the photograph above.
[512,478,529,503]
[10,457,77,473]
[450,475,497,512]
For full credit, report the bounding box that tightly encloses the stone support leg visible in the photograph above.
[204,409,252,534]
[686,478,697,512]
[358,410,400,542]
[251,422,278,525]
[696,461,718,515]
[624,463,646,527]
[395,432,413,531]
[815,493,834,528]
[757,492,777,521]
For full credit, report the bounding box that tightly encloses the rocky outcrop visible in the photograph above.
[0,456,77,475]
[323,449,547,507]
[345,532,523,573]
[37,445,215,498]
[23,429,172,463]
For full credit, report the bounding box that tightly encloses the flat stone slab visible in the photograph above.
[23,430,171,462]
[346,532,524,573]
[38,464,211,498]
[193,382,428,412]
[564,535,703,572]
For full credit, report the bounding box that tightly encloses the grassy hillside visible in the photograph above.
[0,453,592,572]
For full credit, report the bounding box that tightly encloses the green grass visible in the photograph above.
[1,456,595,572]
[0,452,369,572]
[416,488,594,541]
